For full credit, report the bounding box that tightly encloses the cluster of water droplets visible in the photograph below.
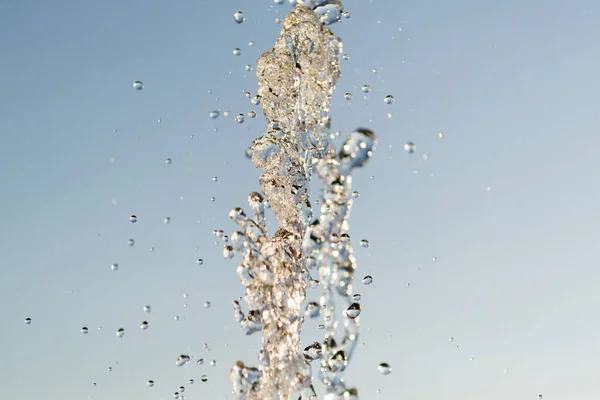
[223,3,376,399]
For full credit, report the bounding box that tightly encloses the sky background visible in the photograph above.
[1,0,600,399]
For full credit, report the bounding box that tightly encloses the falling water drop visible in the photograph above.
[129,215,137,223]
[116,328,125,338]
[344,93,352,100]
[361,84,371,93]
[176,355,191,367]
[303,342,323,360]
[362,275,373,285]
[235,114,245,123]
[111,263,119,271]
[378,362,392,375]
[305,302,320,318]
[81,327,89,334]
[140,321,149,330]
[133,81,144,90]
[384,95,394,104]
[146,380,154,387]
[201,375,208,382]
[127,238,135,247]
[24,318,32,324]
[143,305,151,313]
[360,239,369,248]
[197,259,204,265]
[223,246,234,259]
[233,48,242,56]
[165,158,172,165]
[209,110,220,119]
[233,11,245,23]
[403,142,416,154]
[345,302,361,319]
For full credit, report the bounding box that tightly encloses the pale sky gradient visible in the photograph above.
[2,0,600,399]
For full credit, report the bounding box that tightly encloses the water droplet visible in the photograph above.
[179,386,185,393]
[164,217,171,224]
[176,354,191,367]
[342,54,350,60]
[116,328,125,338]
[339,128,377,168]
[251,95,261,105]
[209,110,220,119]
[204,301,211,308]
[197,258,204,265]
[24,317,32,324]
[360,239,369,248]
[486,186,492,192]
[344,93,352,100]
[127,238,135,247]
[140,321,149,330]
[449,337,454,342]
[361,84,371,93]
[384,95,394,104]
[346,302,361,319]
[233,11,245,23]
[235,114,245,123]
[352,294,361,301]
[352,191,360,198]
[233,48,242,56]
[305,302,320,318]
[314,1,343,25]
[303,342,323,360]
[197,358,204,365]
[133,81,144,90]
[143,305,152,313]
[200,375,208,382]
[129,215,137,223]
[403,142,416,154]
[438,132,444,139]
[245,64,253,71]
[108,366,112,372]
[363,275,373,285]
[189,378,194,384]
[248,110,257,119]
[111,263,119,271]
[274,0,284,4]
[165,158,172,165]
[81,327,88,334]
[378,362,392,375]
[146,380,154,387]
[223,245,234,259]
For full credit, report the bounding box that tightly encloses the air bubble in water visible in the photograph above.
[146,380,154,387]
[361,84,371,93]
[176,354,191,367]
[201,375,208,382]
[81,327,88,334]
[141,321,149,330]
[133,81,144,90]
[233,48,241,56]
[24,318,31,324]
[233,11,245,24]
[116,328,125,338]
[360,239,369,248]
[403,142,416,154]
[346,302,361,319]
[209,110,220,119]
[363,275,373,285]
[384,95,394,104]
[143,305,151,313]
[235,114,245,123]
[111,263,119,271]
[129,215,137,223]
[378,362,392,375]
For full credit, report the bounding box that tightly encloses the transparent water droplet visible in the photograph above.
[116,328,125,338]
[176,354,191,367]
[378,362,392,375]
[328,350,348,372]
[403,142,416,154]
[251,95,261,105]
[204,301,211,308]
[188,379,194,384]
[81,327,88,334]
[344,93,352,100]
[352,294,361,301]
[360,239,369,248]
[363,275,373,285]
[438,132,444,139]
[133,81,144,90]
[361,84,371,93]
[111,263,119,271]
[305,302,320,318]
[223,245,234,259]
[140,321,149,330]
[352,190,360,198]
[384,95,394,104]
[146,380,154,387]
[197,258,204,265]
[449,337,454,342]
[339,128,376,168]
[209,110,220,119]
[233,48,242,56]
[197,358,204,365]
[342,54,350,60]
[248,110,257,119]
[346,302,361,319]
[210,359,217,367]
[245,64,253,71]
[233,11,245,24]
[235,114,245,123]
[164,217,171,224]
[274,0,284,4]
[179,386,185,393]
[24,317,32,324]
[314,1,343,25]
[129,215,137,223]
[143,305,152,313]
[165,158,172,165]
[127,238,135,247]
[200,375,208,382]
[108,366,112,372]
[303,342,323,360]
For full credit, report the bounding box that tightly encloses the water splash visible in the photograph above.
[226,4,375,399]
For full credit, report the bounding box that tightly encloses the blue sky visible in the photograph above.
[1,0,600,399]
